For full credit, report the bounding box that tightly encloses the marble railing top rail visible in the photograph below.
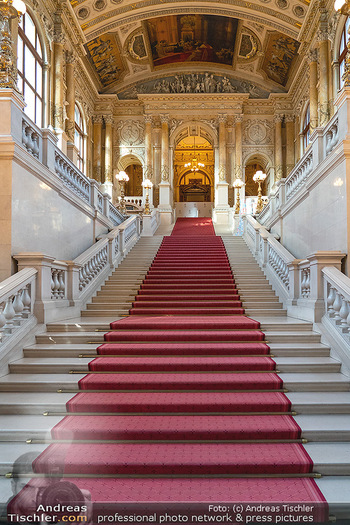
[0,268,36,304]
[323,266,350,301]
[244,213,347,328]
[20,114,124,228]
[246,214,296,264]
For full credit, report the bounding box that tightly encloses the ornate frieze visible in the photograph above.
[117,72,270,100]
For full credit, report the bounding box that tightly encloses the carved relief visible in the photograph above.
[243,119,273,145]
[117,72,269,99]
[116,120,145,146]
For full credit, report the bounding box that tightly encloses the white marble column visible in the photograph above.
[285,115,295,176]
[159,114,173,224]
[65,51,78,164]
[317,16,330,126]
[92,115,103,183]
[101,114,114,197]
[52,29,65,138]
[144,114,153,180]
[308,49,318,134]
[234,115,244,210]
[215,114,229,224]
[274,114,283,183]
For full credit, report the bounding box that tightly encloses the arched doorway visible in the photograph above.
[174,135,214,216]
[244,160,269,214]
[114,155,144,207]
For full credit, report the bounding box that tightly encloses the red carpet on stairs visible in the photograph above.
[9,218,328,523]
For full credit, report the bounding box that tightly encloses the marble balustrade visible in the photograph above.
[243,214,345,324]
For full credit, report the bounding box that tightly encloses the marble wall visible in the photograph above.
[11,164,108,267]
[271,163,347,263]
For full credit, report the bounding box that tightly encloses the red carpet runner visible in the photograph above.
[9,218,328,523]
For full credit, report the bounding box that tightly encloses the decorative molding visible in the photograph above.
[82,4,300,42]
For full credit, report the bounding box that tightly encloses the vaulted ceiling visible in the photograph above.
[69,0,315,97]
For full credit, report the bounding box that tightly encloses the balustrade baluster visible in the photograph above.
[3,296,15,334]
[333,291,343,322]
[0,304,6,341]
[58,271,65,298]
[13,291,24,325]
[327,286,337,316]
[21,285,31,318]
[339,297,349,330]
[52,270,60,299]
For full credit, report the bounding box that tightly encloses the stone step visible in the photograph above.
[8,356,341,375]
[237,284,274,290]
[0,442,48,474]
[2,414,350,449]
[1,391,350,417]
[245,309,287,317]
[92,295,137,302]
[0,392,73,414]
[23,342,330,359]
[45,319,314,333]
[0,372,347,392]
[81,310,129,317]
[289,392,350,414]
[36,331,322,344]
[85,303,133,310]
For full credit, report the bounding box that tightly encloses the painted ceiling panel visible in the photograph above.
[145,15,239,67]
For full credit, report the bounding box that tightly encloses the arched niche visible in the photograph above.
[244,153,272,196]
[115,153,143,199]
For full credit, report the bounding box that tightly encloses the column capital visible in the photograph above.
[307,49,318,63]
[104,114,114,125]
[274,114,284,124]
[160,114,170,124]
[65,51,77,65]
[92,114,104,124]
[218,114,227,124]
[234,115,243,124]
[316,30,329,43]
[144,114,153,124]
[285,114,295,123]
[52,29,66,45]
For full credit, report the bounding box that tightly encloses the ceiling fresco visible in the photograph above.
[145,15,239,67]
[81,9,302,95]
[86,33,126,87]
[261,32,300,86]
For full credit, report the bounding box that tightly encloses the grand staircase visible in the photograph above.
[1,229,350,520]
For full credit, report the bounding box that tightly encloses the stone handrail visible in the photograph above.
[54,150,91,204]
[256,110,342,226]
[323,267,350,344]
[243,214,345,322]
[0,268,37,353]
[14,215,142,324]
[17,113,124,228]
[285,149,313,202]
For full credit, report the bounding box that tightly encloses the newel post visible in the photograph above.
[307,251,345,321]
[14,253,55,322]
